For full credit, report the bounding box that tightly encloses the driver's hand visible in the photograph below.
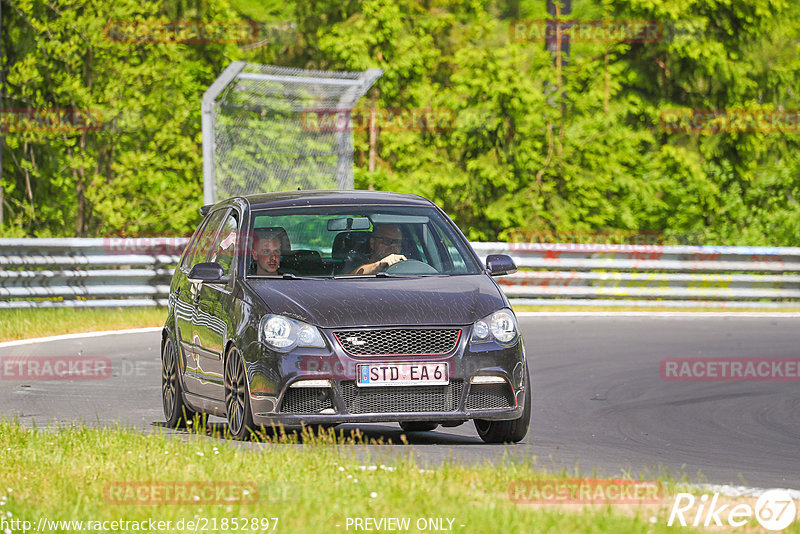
[380,254,407,270]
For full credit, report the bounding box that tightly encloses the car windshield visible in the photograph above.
[246,205,482,278]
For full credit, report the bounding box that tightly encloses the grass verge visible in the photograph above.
[0,307,167,342]
[0,419,732,533]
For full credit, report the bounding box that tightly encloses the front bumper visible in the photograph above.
[241,326,527,425]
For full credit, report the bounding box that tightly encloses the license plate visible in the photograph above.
[356,362,448,387]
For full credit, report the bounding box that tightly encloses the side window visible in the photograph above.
[211,212,239,276]
[180,219,208,271]
[180,222,206,271]
[404,225,430,263]
[420,225,443,270]
[429,224,468,274]
[441,235,467,273]
[184,209,227,272]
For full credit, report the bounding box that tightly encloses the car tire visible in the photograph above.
[400,422,439,432]
[224,346,256,440]
[473,363,531,444]
[162,336,199,428]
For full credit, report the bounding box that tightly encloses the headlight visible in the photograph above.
[470,308,518,346]
[260,314,325,352]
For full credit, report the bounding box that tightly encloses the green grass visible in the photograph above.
[0,419,717,534]
[0,307,167,342]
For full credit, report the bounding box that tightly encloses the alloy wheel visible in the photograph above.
[161,338,177,419]
[225,348,247,436]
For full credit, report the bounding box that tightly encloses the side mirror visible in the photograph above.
[188,262,227,283]
[486,254,517,276]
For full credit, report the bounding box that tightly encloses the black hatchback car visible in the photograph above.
[161,190,529,442]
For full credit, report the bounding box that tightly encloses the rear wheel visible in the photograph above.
[162,336,198,428]
[224,346,256,440]
[400,421,438,432]
[474,364,531,444]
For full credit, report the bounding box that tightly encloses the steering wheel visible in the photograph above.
[384,259,439,275]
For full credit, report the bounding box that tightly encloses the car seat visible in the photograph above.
[281,249,326,276]
[331,231,372,274]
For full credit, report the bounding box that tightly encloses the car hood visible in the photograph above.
[246,275,506,328]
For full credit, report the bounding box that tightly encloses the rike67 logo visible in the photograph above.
[668,489,797,531]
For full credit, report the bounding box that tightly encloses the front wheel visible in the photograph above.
[224,346,255,440]
[473,364,531,443]
[162,336,198,428]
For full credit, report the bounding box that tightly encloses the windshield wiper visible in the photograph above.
[250,273,316,280]
[332,272,446,279]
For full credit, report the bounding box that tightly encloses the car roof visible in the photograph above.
[244,190,434,210]
[200,190,436,217]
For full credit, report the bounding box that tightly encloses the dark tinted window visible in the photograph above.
[211,212,238,276]
[182,208,227,271]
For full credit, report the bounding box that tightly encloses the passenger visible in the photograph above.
[251,228,290,275]
[352,223,407,274]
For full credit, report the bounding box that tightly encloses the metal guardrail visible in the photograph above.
[0,238,186,308]
[2,239,800,308]
[475,242,800,309]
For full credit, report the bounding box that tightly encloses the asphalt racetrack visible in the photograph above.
[1,315,797,489]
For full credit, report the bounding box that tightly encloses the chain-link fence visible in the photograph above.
[201,62,382,205]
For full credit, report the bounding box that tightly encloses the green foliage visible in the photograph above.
[1,0,242,236]
[2,0,799,244]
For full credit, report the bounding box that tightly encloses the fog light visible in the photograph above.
[470,375,506,384]
[289,379,333,388]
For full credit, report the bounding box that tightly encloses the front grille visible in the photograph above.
[279,388,334,414]
[341,380,463,414]
[334,328,461,356]
[465,383,515,410]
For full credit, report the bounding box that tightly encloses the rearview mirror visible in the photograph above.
[327,217,372,231]
[486,254,517,276]
[188,262,227,283]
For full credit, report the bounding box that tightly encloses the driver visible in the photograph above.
[251,228,289,275]
[351,223,407,274]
